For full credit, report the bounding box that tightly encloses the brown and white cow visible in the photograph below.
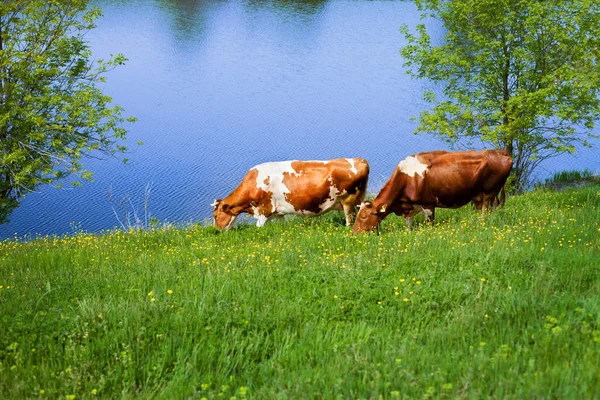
[352,150,513,233]
[212,158,369,230]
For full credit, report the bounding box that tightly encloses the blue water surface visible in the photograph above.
[1,0,597,239]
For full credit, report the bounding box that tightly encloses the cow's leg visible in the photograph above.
[482,193,497,215]
[341,192,363,226]
[472,194,483,211]
[402,205,423,230]
[342,202,355,226]
[255,214,269,227]
[492,195,500,209]
[478,193,494,220]
[423,207,435,223]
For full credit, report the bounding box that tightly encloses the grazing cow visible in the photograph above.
[352,150,513,233]
[212,158,369,230]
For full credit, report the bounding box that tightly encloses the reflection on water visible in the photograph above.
[1,0,597,239]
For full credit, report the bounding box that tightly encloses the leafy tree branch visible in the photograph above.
[0,0,135,223]
[401,0,600,191]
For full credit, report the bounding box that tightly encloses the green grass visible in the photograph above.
[1,185,600,399]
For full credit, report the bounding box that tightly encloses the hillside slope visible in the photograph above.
[1,186,599,399]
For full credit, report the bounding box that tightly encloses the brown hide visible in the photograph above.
[214,158,369,229]
[283,159,368,213]
[353,150,512,233]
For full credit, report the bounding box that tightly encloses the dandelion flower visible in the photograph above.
[167,290,173,295]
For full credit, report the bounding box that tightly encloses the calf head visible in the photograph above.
[352,201,386,233]
[211,199,238,230]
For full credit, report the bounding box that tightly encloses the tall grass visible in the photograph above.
[540,169,598,188]
[1,185,599,399]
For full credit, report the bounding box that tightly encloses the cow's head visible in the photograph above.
[211,199,238,230]
[352,201,387,233]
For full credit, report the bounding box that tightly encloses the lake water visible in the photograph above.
[1,0,598,239]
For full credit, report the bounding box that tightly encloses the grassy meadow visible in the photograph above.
[1,185,600,399]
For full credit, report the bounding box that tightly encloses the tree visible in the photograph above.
[0,0,135,223]
[400,0,600,191]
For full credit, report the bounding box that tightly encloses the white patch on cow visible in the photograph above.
[251,160,353,218]
[346,158,358,175]
[254,161,295,215]
[318,179,342,213]
[398,156,428,178]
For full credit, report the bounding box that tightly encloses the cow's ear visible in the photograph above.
[377,203,387,214]
[221,203,232,213]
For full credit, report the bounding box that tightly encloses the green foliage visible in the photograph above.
[0,0,134,223]
[1,185,600,398]
[401,0,600,191]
